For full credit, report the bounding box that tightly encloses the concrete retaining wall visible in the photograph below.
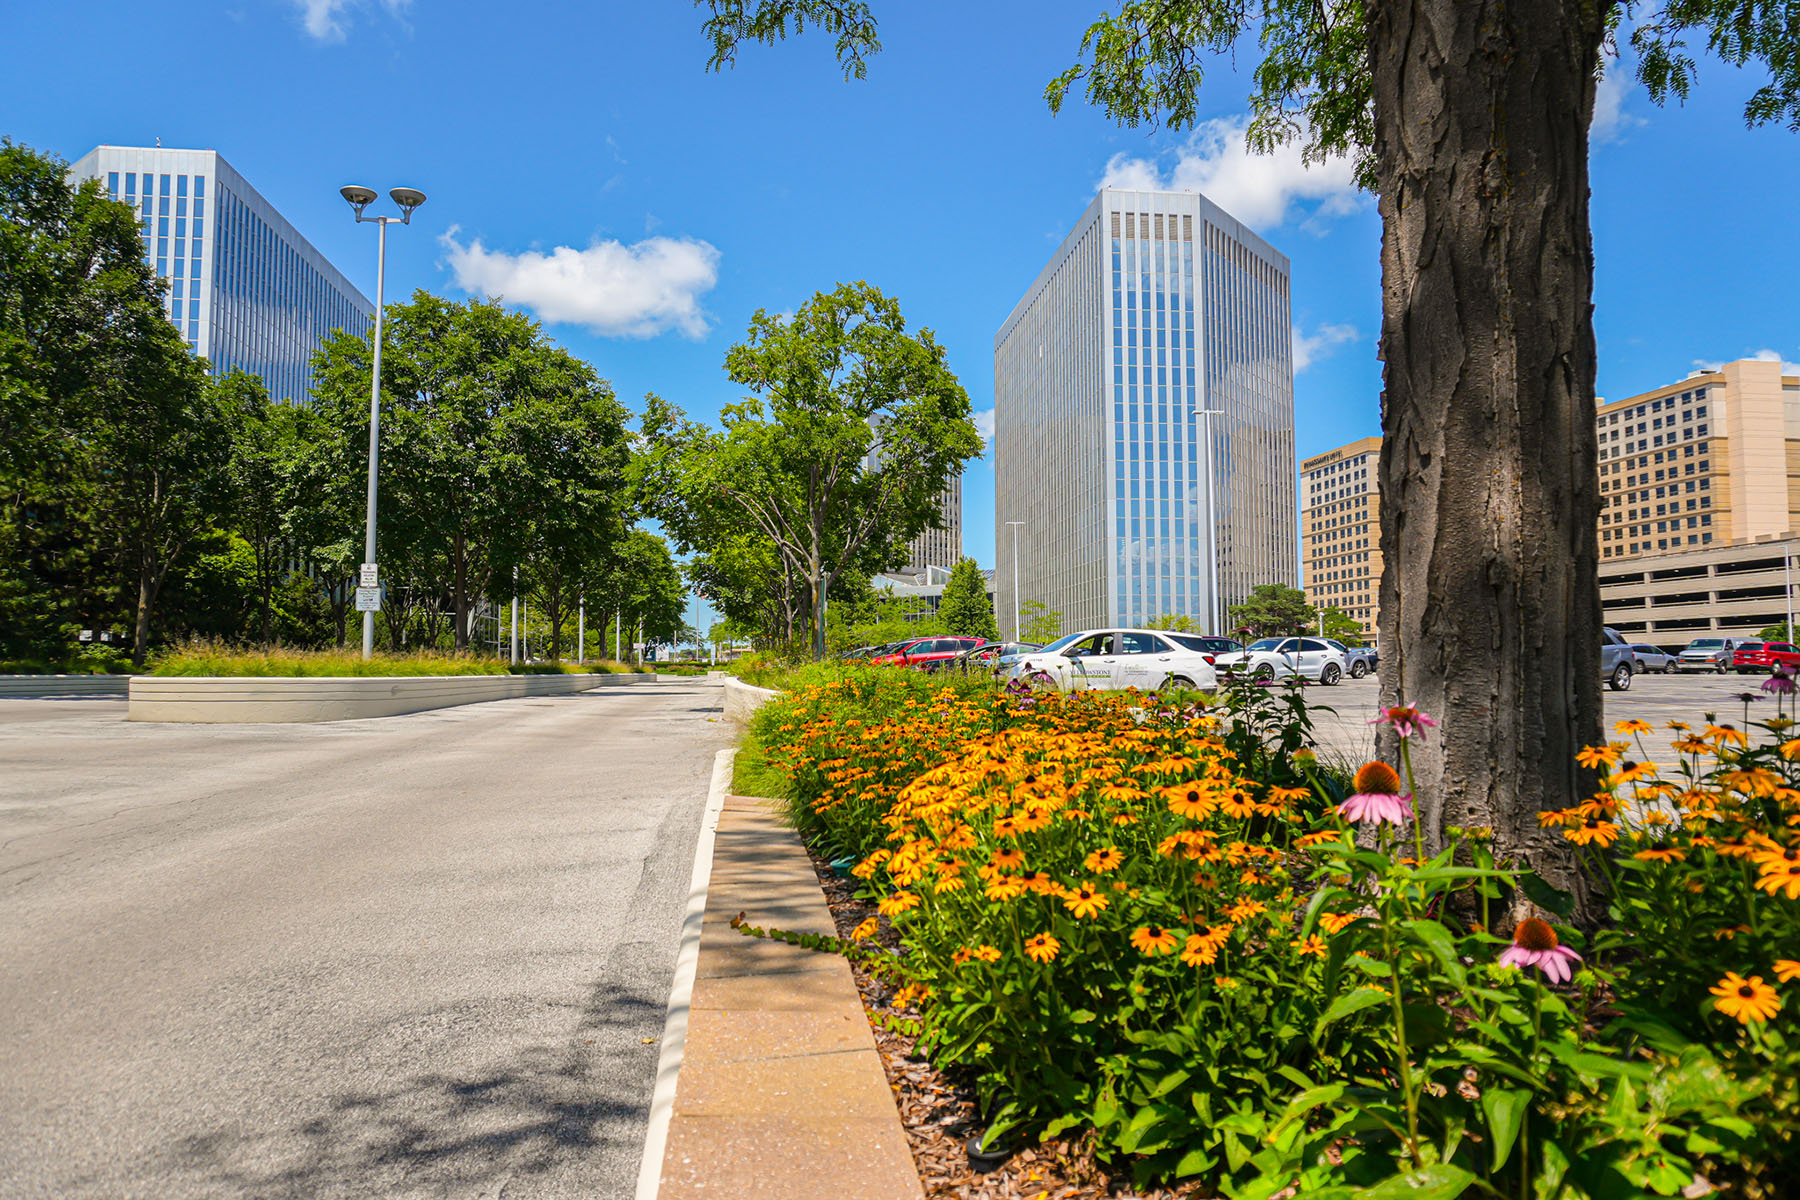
[0,675,132,698]
[128,671,657,724]
[722,677,780,725]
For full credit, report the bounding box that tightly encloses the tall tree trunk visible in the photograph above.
[132,558,156,670]
[1366,0,1607,900]
[452,530,470,653]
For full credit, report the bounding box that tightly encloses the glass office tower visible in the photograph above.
[68,145,372,403]
[993,189,1297,638]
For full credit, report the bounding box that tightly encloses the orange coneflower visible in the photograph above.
[1633,847,1686,864]
[1225,898,1269,923]
[1180,925,1232,967]
[1293,935,1328,958]
[984,875,1027,901]
[1162,782,1216,819]
[1130,925,1180,955]
[851,917,880,940]
[1711,972,1782,1023]
[1774,959,1800,983]
[1755,860,1800,899]
[877,891,921,916]
[1084,846,1124,873]
[1565,817,1621,848]
[1319,911,1362,934]
[1063,883,1109,919]
[1023,932,1060,963]
[1614,719,1655,736]
[1576,742,1626,769]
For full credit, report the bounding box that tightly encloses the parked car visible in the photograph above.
[1211,636,1349,685]
[1731,640,1800,674]
[1630,644,1677,674]
[1156,634,1243,666]
[1601,627,1634,691]
[1676,637,1742,674]
[948,641,1040,676]
[1012,629,1220,693]
[1322,638,1379,678]
[871,636,988,672]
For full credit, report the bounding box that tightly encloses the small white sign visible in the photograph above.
[354,586,382,612]
[360,563,379,587]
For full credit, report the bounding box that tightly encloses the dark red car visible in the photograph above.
[1732,641,1800,674]
[872,636,988,672]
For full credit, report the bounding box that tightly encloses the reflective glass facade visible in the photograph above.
[69,146,371,403]
[994,190,1297,638]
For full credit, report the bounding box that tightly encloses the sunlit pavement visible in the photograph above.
[0,681,729,1200]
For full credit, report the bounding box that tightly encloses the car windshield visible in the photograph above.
[1038,633,1084,654]
[1687,640,1724,649]
[1247,638,1284,652]
[1739,643,1766,652]
[1166,635,1217,653]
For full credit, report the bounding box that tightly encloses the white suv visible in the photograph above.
[1211,637,1348,685]
[1013,629,1220,693]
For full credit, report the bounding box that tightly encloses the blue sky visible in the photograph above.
[11,0,1800,624]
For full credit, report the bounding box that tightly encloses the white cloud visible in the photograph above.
[1292,323,1359,373]
[972,408,996,452]
[1099,116,1363,231]
[292,0,410,42]
[1693,349,1800,375]
[440,228,721,339]
[1591,55,1646,144]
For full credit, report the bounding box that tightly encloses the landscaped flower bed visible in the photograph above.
[747,672,1799,1198]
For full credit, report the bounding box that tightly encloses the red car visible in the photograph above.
[872,636,988,672]
[1731,641,1800,674]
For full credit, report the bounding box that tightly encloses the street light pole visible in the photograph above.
[1005,520,1025,640]
[340,185,426,661]
[1191,406,1226,635]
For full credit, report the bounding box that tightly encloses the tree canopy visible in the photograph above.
[938,558,999,641]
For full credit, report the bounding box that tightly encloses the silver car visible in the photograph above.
[1211,636,1349,685]
[1630,644,1676,674]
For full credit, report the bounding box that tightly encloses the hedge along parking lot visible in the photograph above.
[745,665,1800,1198]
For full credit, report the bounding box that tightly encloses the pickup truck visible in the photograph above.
[1602,627,1635,692]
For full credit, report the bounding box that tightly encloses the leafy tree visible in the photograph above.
[664,283,979,658]
[692,0,1800,875]
[220,374,296,644]
[937,558,999,641]
[1319,606,1365,646]
[1018,599,1064,645]
[1228,584,1314,640]
[1147,612,1199,634]
[1760,623,1795,643]
[588,530,687,659]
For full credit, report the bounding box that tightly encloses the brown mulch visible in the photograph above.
[802,848,1210,1200]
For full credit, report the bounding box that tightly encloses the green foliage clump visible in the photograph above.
[937,558,999,641]
[1228,582,1314,639]
[148,643,645,677]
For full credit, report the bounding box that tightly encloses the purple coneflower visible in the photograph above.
[1370,704,1439,741]
[1337,762,1414,827]
[1763,664,1796,696]
[1497,917,1582,984]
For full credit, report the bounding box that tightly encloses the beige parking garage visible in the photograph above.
[1601,534,1799,645]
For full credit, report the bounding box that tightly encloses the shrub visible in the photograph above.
[749,675,1799,1197]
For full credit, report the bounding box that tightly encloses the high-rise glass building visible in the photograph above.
[68,145,372,403]
[994,189,1297,638]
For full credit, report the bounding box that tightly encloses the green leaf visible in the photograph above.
[1068,1008,1097,1024]
[1314,986,1390,1038]
[1480,1088,1530,1171]
[1405,919,1467,984]
[1174,1145,1217,1177]
[1351,1164,1477,1199]
[1519,871,1575,917]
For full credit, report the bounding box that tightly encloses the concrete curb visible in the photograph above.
[646,790,924,1200]
[635,747,735,1200]
[126,671,658,723]
[0,675,131,698]
[722,677,779,725]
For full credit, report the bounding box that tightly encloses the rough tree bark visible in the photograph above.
[1365,0,1610,900]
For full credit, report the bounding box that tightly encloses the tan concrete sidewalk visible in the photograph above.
[653,795,923,1200]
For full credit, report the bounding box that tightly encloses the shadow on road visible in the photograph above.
[151,973,667,1199]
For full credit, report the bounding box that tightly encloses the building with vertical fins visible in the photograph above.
[903,480,963,569]
[68,145,372,403]
[1301,435,1382,642]
[993,188,1297,639]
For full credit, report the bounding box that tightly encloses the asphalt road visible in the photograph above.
[1306,669,1793,762]
[0,679,729,1200]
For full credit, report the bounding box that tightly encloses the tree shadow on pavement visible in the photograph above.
[154,972,668,1200]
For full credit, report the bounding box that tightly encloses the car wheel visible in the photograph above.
[1162,674,1197,692]
[1664,662,1677,674]
[1608,663,1632,692]
[1349,660,1368,679]
[1717,662,1728,674]
[1025,669,1059,692]
[1320,663,1342,686]
[1253,664,1276,682]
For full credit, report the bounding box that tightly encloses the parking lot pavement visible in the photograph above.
[0,681,729,1200]
[1301,670,1788,764]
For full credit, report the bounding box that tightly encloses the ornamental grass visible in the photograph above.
[751,676,1800,1198]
